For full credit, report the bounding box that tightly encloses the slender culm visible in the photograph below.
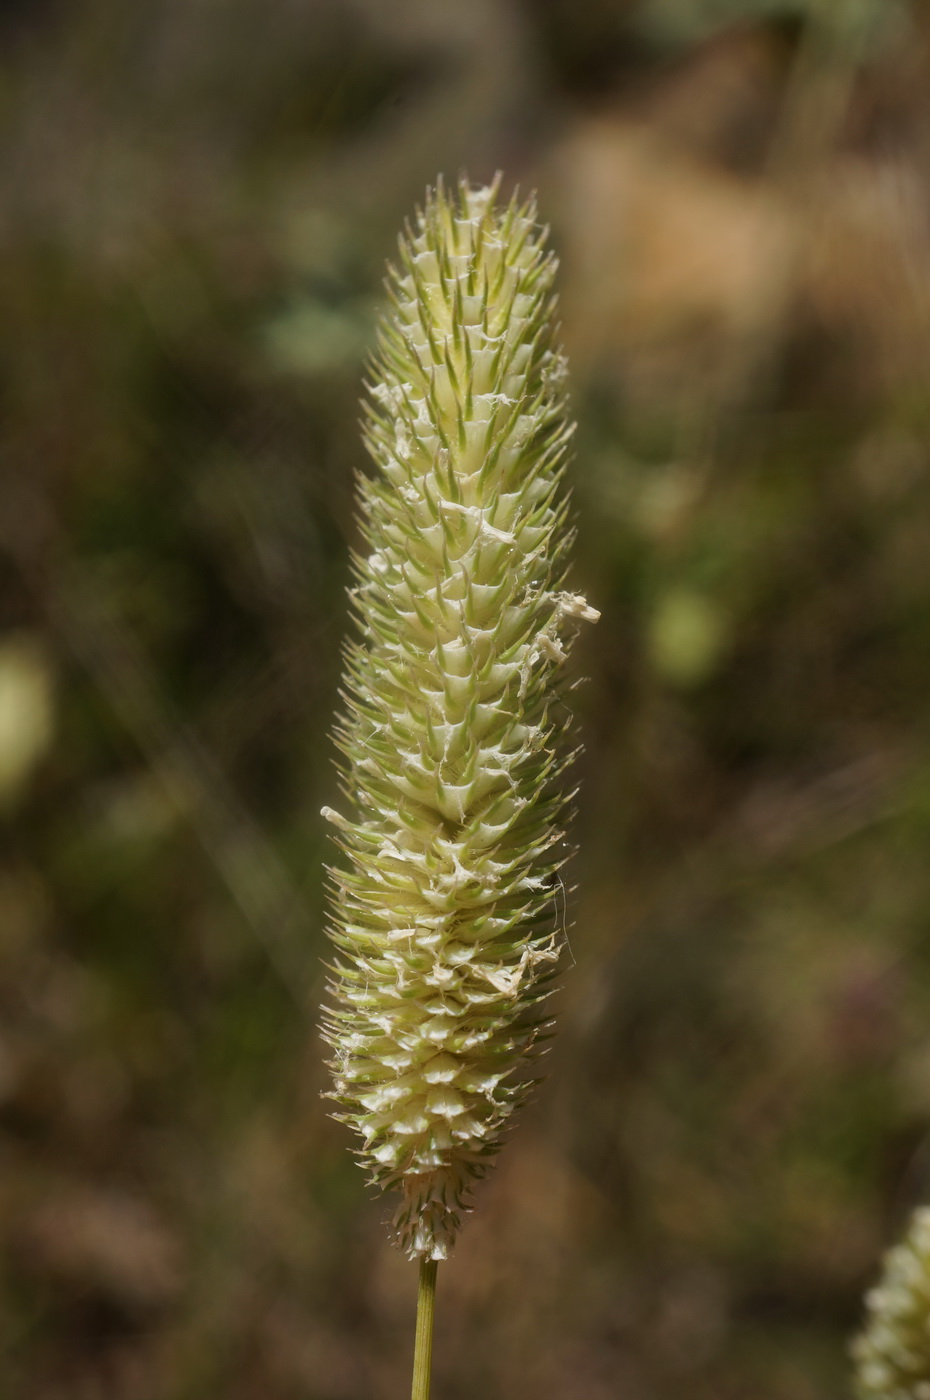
[321,175,597,1265]
[853,1206,930,1400]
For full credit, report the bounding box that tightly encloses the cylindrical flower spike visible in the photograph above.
[853,1206,930,1400]
[321,176,597,1261]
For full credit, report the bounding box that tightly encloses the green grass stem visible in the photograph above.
[411,1258,438,1400]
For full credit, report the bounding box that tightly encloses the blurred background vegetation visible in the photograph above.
[2,0,930,1396]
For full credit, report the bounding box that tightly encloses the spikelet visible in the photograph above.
[320,176,598,1261]
[853,1206,930,1400]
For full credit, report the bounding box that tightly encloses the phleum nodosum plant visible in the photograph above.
[853,1205,930,1400]
[320,175,596,1384]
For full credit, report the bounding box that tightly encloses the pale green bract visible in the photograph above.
[321,177,597,1261]
[853,1206,930,1400]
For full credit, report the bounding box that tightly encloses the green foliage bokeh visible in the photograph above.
[2,1,930,1397]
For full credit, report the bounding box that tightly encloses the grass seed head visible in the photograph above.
[321,176,597,1260]
[853,1206,930,1400]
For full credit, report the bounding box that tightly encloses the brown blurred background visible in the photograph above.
[2,0,930,1396]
